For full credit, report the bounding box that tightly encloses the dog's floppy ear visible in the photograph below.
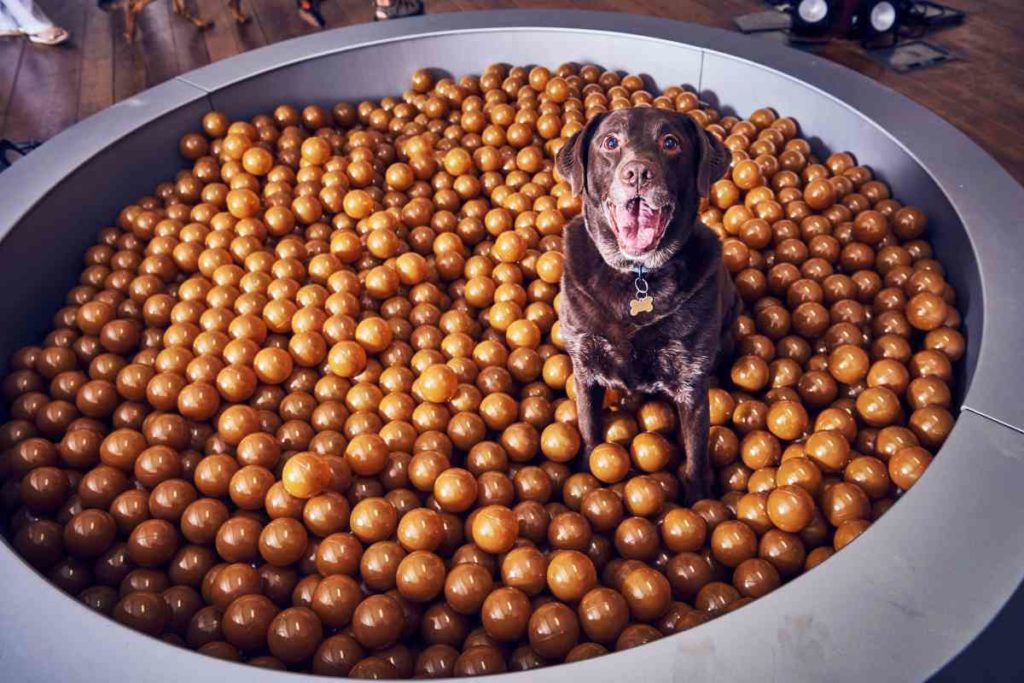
[556,112,606,197]
[682,115,731,197]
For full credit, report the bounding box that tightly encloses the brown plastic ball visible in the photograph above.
[268,606,323,664]
[546,550,598,602]
[444,562,494,615]
[821,482,871,526]
[621,565,672,621]
[528,601,579,660]
[481,587,531,642]
[710,520,758,568]
[661,507,707,553]
[732,558,781,598]
[352,594,405,650]
[889,446,933,490]
[471,505,519,554]
[766,485,816,533]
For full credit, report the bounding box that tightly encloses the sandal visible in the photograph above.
[373,0,424,21]
[28,26,69,46]
[297,0,325,29]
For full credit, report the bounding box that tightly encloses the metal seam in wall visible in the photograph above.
[696,48,705,94]
[175,74,214,94]
[200,89,217,111]
[963,407,1024,438]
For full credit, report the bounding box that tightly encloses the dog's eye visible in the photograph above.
[662,135,680,151]
[601,135,619,151]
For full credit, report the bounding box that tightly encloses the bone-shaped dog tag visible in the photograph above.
[630,296,653,316]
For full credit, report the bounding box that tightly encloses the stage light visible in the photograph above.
[790,0,842,36]
[854,0,904,39]
[790,0,907,43]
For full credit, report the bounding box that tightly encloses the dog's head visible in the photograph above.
[557,107,730,270]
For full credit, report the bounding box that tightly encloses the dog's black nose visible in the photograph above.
[620,159,653,187]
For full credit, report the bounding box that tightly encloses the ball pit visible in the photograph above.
[2,10,1024,683]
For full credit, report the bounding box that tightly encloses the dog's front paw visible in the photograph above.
[573,443,595,474]
[683,469,714,507]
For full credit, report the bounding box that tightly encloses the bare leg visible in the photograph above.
[297,0,325,29]
[1,0,57,33]
[677,383,712,505]
[228,0,249,23]
[125,0,156,40]
[171,0,212,29]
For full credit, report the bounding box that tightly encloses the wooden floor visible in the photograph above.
[1,0,1022,184]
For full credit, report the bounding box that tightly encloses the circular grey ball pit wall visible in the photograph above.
[2,9,1024,682]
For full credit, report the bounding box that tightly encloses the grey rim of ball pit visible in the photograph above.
[1,9,1024,683]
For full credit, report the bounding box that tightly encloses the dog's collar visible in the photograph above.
[630,263,653,316]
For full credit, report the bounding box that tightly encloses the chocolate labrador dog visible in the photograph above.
[556,107,739,503]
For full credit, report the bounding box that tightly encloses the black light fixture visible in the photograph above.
[851,0,905,43]
[790,0,859,38]
[790,0,907,45]
[790,0,839,36]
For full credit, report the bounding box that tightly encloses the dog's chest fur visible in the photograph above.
[559,218,723,405]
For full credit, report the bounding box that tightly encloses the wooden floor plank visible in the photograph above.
[230,1,269,52]
[191,0,267,63]
[167,0,212,73]
[112,8,147,104]
[325,0,373,26]
[0,38,26,139]
[138,0,181,88]
[76,3,115,121]
[196,0,243,63]
[256,0,315,44]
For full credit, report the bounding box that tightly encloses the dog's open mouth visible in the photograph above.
[606,197,672,256]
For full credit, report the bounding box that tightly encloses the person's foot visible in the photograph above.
[374,0,424,21]
[0,28,24,38]
[28,26,69,46]
[298,1,325,29]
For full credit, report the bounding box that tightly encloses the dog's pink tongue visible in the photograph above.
[613,201,664,255]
